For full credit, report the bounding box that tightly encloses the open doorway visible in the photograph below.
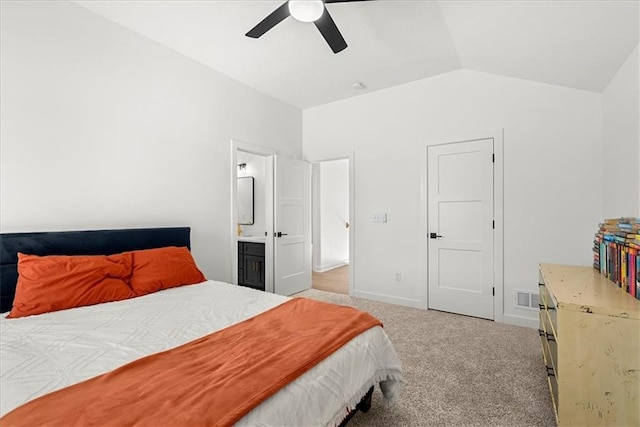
[311,158,350,295]
[231,140,275,293]
[231,139,313,296]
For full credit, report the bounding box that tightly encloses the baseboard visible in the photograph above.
[351,289,422,309]
[503,313,538,329]
[313,261,349,273]
[351,292,539,329]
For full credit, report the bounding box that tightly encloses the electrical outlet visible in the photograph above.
[394,272,401,281]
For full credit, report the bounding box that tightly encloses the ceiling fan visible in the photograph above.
[246,0,371,54]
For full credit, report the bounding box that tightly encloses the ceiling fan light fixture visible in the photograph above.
[288,0,324,23]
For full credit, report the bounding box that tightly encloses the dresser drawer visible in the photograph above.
[545,313,558,376]
[541,331,558,407]
[540,312,557,371]
[547,368,559,416]
[541,285,558,338]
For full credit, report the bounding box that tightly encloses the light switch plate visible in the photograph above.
[372,213,387,223]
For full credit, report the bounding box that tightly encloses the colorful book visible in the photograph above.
[630,249,636,298]
[637,254,640,300]
[620,246,629,292]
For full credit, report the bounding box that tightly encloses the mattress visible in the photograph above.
[0,280,403,425]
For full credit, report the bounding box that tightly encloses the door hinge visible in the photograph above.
[492,220,495,229]
[492,287,495,296]
[492,153,495,163]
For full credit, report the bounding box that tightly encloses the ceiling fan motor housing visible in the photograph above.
[288,0,325,23]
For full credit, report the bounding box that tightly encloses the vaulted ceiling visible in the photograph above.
[76,0,639,109]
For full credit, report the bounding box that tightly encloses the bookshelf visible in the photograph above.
[539,264,639,426]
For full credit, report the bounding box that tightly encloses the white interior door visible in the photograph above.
[427,139,494,319]
[274,155,311,296]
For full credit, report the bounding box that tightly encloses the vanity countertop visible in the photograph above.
[238,236,266,243]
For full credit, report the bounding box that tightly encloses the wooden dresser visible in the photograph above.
[538,263,640,426]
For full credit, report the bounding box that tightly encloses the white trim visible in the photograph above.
[419,143,429,310]
[351,290,422,309]
[264,156,275,293]
[421,129,505,322]
[230,139,277,293]
[311,163,322,271]
[348,153,355,298]
[313,261,349,273]
[494,130,505,323]
[307,152,355,297]
[503,314,538,330]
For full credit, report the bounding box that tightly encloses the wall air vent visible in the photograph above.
[515,289,539,311]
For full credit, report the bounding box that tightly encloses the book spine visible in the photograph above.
[637,253,640,300]
[612,243,620,286]
[622,246,627,291]
[631,250,636,298]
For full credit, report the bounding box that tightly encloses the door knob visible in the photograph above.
[430,232,442,239]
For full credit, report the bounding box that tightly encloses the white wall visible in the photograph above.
[0,1,302,282]
[303,69,603,326]
[237,151,266,237]
[602,44,640,217]
[316,159,349,271]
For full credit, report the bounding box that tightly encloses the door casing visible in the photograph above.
[310,154,355,296]
[230,139,276,293]
[420,130,504,322]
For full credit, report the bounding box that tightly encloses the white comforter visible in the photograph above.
[0,281,403,426]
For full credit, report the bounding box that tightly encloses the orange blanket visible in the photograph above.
[1,297,382,427]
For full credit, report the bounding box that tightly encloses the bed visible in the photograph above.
[0,227,403,426]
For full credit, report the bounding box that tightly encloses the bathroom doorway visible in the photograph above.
[311,157,352,295]
[231,139,312,296]
[231,140,275,293]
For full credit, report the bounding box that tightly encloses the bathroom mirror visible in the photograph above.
[237,176,254,225]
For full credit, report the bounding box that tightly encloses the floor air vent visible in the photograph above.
[515,290,539,311]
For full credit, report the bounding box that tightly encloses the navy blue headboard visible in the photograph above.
[0,227,191,313]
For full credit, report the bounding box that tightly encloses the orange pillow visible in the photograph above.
[8,252,135,318]
[128,246,205,296]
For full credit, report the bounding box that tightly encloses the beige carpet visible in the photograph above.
[297,288,556,427]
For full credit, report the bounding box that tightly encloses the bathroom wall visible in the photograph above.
[237,151,267,237]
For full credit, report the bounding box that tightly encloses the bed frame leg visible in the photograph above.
[337,386,375,427]
[356,386,374,413]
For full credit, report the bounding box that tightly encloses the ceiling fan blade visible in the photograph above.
[314,9,347,53]
[245,2,290,39]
